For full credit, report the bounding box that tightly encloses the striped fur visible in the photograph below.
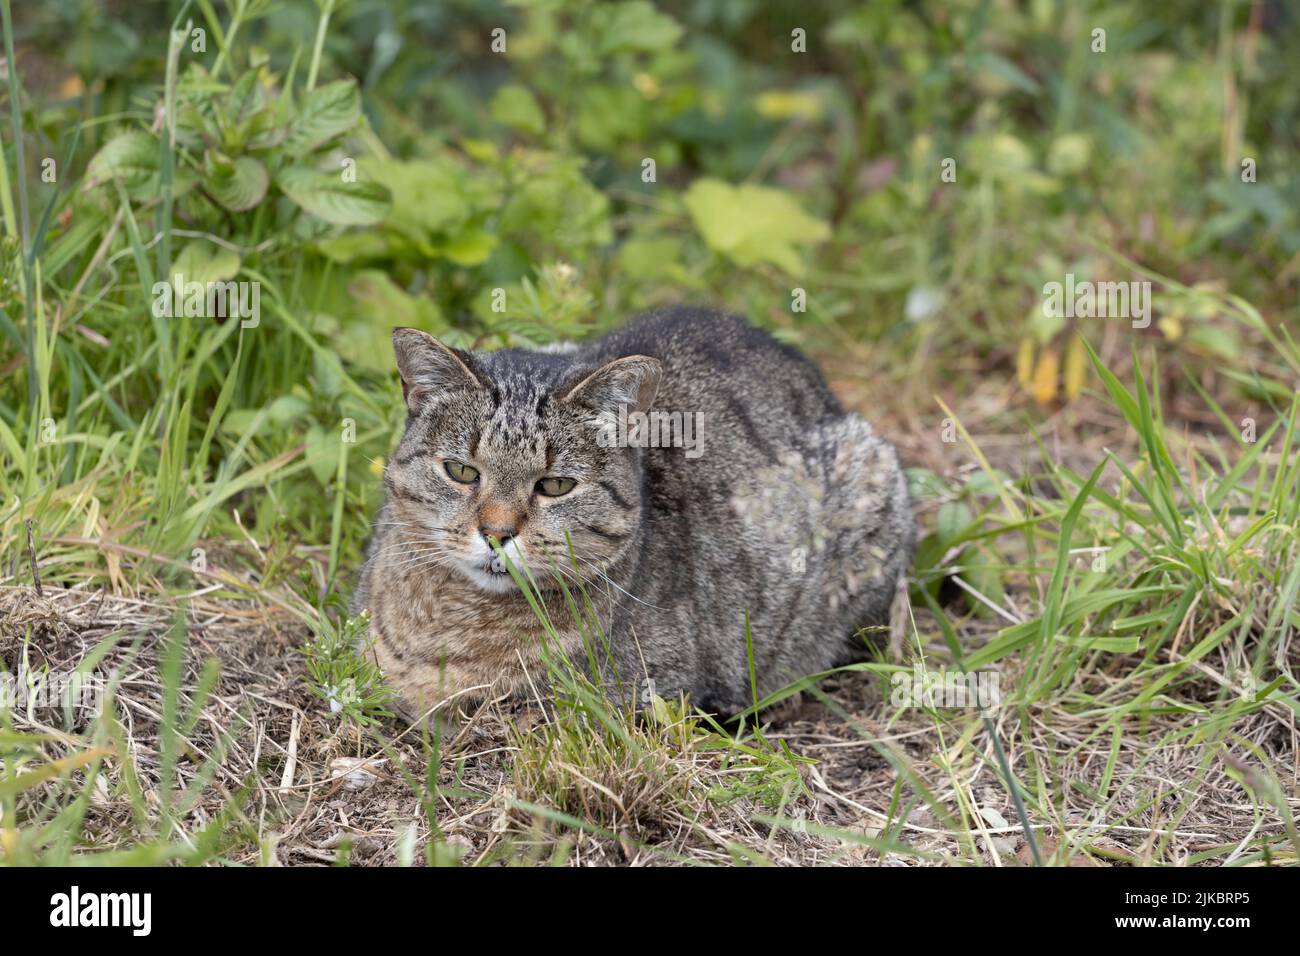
[355,307,914,716]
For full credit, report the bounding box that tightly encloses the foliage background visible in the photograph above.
[5,0,1299,576]
[0,0,1298,866]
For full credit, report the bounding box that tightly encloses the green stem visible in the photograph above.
[1,0,35,410]
[211,0,243,78]
[306,0,336,92]
[158,6,191,280]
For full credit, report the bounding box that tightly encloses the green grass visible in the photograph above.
[1,0,1298,865]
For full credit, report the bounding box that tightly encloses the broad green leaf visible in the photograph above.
[683,179,829,274]
[499,159,611,251]
[313,349,345,400]
[1188,324,1242,360]
[206,155,269,211]
[304,425,336,486]
[268,394,310,425]
[278,167,391,226]
[315,231,392,263]
[287,79,362,152]
[220,408,261,436]
[440,227,498,266]
[84,131,157,190]
[618,234,692,284]
[371,158,479,238]
[905,467,948,501]
[224,69,267,128]
[347,270,442,331]
[595,1,683,54]
[1047,133,1092,175]
[936,501,974,546]
[171,239,240,286]
[491,84,546,136]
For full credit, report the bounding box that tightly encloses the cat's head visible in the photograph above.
[382,328,661,594]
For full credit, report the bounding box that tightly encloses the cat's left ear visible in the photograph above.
[560,355,662,415]
[392,328,485,413]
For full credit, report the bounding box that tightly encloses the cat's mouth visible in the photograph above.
[453,552,524,594]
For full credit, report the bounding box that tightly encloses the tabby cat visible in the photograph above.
[354,307,913,717]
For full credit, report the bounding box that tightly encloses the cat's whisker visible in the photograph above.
[570,555,668,612]
[370,518,443,531]
[382,547,462,574]
[370,545,452,565]
[387,558,454,578]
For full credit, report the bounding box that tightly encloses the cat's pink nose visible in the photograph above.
[480,524,515,545]
[479,503,520,544]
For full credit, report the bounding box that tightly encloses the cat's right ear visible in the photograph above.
[560,355,662,416]
[392,328,485,413]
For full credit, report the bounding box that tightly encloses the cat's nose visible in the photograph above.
[480,524,515,545]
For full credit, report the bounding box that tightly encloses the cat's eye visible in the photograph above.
[444,460,479,483]
[536,476,576,497]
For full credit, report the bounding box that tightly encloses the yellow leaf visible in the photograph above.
[755,90,823,121]
[58,74,86,98]
[1064,333,1087,401]
[1016,337,1036,388]
[1032,347,1059,404]
[633,73,661,99]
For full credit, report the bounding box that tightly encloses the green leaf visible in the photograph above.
[905,467,949,501]
[314,350,345,400]
[683,179,830,274]
[224,69,267,128]
[972,51,1042,95]
[315,231,392,263]
[618,234,690,283]
[936,501,974,547]
[962,547,1004,618]
[1188,324,1242,360]
[440,227,498,266]
[595,1,683,54]
[491,84,546,136]
[1047,133,1092,176]
[85,131,157,190]
[287,79,362,153]
[171,240,240,286]
[278,167,391,226]
[498,159,611,252]
[220,408,261,436]
[269,395,310,425]
[347,269,442,332]
[304,425,336,486]
[371,157,480,239]
[206,155,269,211]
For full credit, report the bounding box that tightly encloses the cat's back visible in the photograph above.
[582,308,911,711]
[581,307,843,429]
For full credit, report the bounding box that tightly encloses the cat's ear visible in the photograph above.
[560,355,662,415]
[392,328,485,413]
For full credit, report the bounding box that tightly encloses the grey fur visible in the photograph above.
[355,307,914,715]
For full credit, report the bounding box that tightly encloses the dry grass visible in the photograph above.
[4,534,1295,867]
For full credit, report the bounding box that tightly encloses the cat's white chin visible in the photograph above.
[456,561,520,594]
